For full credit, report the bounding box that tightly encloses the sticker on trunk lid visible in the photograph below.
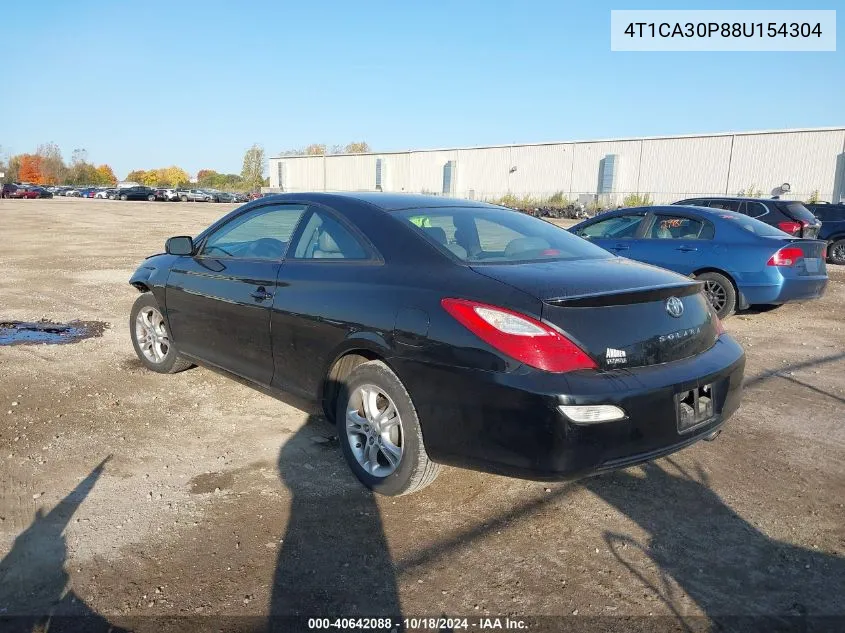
[606,348,627,365]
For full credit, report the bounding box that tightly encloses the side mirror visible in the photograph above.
[165,236,194,255]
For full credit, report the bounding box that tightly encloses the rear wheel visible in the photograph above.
[695,271,736,319]
[336,360,440,496]
[120,194,128,201]
[147,194,155,201]
[130,293,192,374]
[828,239,845,266]
[180,195,188,202]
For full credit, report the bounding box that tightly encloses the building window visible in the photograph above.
[277,163,286,192]
[443,160,456,195]
[597,154,618,194]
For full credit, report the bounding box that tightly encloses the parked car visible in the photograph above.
[30,186,53,198]
[570,205,828,318]
[175,188,211,202]
[77,187,98,198]
[153,188,180,201]
[129,193,746,496]
[672,196,821,239]
[95,189,115,199]
[6,185,42,199]
[117,186,156,201]
[203,189,235,203]
[64,188,82,197]
[2,183,21,198]
[231,192,249,203]
[805,203,845,265]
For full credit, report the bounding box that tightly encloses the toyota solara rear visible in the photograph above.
[130,194,745,495]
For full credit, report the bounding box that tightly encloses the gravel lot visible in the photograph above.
[1,198,843,630]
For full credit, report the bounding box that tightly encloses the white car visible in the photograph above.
[94,189,113,199]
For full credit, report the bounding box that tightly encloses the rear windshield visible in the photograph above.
[778,201,817,223]
[395,206,612,263]
[716,211,788,236]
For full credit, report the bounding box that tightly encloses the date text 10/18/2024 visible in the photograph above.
[307,617,528,630]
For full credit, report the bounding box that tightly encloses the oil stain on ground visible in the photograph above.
[0,320,108,346]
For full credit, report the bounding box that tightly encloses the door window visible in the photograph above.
[744,201,768,218]
[291,209,369,260]
[648,215,712,239]
[200,204,307,260]
[579,214,644,239]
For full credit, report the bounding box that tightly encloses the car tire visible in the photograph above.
[336,360,440,496]
[130,293,193,374]
[695,271,736,319]
[147,194,155,201]
[181,195,188,202]
[828,239,845,266]
[120,194,128,201]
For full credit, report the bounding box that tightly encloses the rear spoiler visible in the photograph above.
[544,282,703,308]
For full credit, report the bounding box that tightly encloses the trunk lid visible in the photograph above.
[472,258,719,370]
[766,237,828,277]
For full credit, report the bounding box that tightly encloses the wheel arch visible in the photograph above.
[692,267,743,310]
[319,338,394,421]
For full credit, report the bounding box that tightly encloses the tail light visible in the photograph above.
[777,221,802,235]
[767,246,804,267]
[441,298,597,372]
[713,312,725,336]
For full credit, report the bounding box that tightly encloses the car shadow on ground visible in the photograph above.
[583,458,845,626]
[0,457,128,633]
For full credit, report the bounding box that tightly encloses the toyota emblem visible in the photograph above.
[666,297,684,318]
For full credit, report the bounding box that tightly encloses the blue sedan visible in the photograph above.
[570,205,828,318]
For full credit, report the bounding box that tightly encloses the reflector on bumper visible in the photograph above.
[558,404,626,424]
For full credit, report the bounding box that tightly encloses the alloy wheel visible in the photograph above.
[831,241,845,264]
[134,307,171,363]
[703,280,727,313]
[345,384,404,477]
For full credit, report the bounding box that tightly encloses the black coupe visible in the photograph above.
[129,193,745,495]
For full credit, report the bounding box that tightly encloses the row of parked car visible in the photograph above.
[2,183,254,203]
[568,195,844,318]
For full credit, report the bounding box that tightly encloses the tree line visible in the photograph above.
[0,144,117,186]
[1,141,370,191]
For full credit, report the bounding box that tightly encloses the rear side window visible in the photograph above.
[716,212,787,237]
[744,201,768,218]
[292,209,369,260]
[578,214,644,239]
[648,215,713,240]
[778,201,817,224]
[397,207,612,263]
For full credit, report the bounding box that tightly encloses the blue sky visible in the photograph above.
[1,0,841,179]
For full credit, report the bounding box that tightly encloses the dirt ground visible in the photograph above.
[0,198,843,631]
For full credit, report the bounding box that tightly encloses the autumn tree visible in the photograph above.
[241,144,265,190]
[95,164,117,186]
[36,142,66,184]
[18,154,44,184]
[344,142,370,154]
[304,144,327,155]
[197,169,244,190]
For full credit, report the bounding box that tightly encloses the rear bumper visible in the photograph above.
[392,335,745,481]
[740,276,827,306]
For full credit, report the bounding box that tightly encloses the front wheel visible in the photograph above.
[180,195,188,202]
[120,194,128,201]
[336,360,440,496]
[130,293,192,374]
[828,239,845,266]
[696,271,736,319]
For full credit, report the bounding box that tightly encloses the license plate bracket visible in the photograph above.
[676,384,715,433]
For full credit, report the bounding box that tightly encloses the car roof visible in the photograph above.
[678,196,797,204]
[605,205,751,221]
[260,191,499,212]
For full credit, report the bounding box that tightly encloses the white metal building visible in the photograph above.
[268,127,845,205]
